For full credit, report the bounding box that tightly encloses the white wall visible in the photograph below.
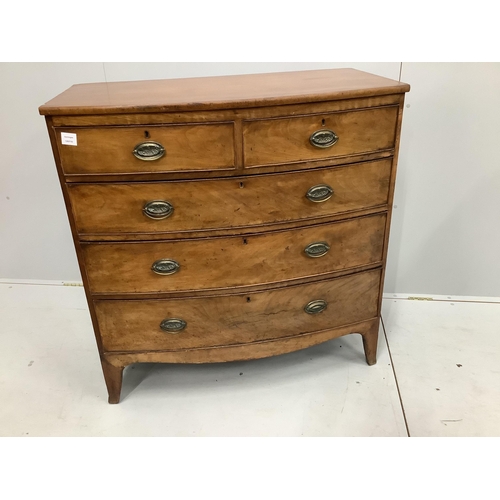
[0,63,105,284]
[1,62,499,296]
[385,63,500,297]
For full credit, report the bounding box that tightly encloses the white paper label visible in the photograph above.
[61,132,77,146]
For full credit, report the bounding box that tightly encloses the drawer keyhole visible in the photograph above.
[321,119,325,126]
[144,130,150,138]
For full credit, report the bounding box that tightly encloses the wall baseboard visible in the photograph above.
[383,293,500,304]
[1,279,499,303]
[0,278,83,287]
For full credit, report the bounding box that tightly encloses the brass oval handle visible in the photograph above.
[304,242,330,258]
[309,129,338,149]
[304,299,328,315]
[160,318,186,333]
[306,184,334,203]
[133,141,166,161]
[151,259,180,275]
[143,200,174,220]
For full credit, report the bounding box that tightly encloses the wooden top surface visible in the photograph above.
[39,68,410,116]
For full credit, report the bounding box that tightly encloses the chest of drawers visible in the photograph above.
[39,68,410,403]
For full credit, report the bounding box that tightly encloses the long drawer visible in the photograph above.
[243,106,398,167]
[56,123,235,175]
[82,214,386,294]
[95,269,381,352]
[69,159,391,237]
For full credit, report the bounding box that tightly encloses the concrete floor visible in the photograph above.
[1,282,499,436]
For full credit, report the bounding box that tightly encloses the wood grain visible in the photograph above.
[82,214,386,295]
[75,209,387,243]
[90,263,383,300]
[376,94,407,317]
[40,68,409,403]
[63,151,394,183]
[39,68,410,116]
[68,160,391,237]
[50,95,401,127]
[101,316,381,401]
[103,317,380,365]
[56,123,235,175]
[101,358,124,404]
[44,117,107,355]
[95,269,381,351]
[243,106,398,167]
[362,319,380,366]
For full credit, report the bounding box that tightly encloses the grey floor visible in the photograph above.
[1,282,499,436]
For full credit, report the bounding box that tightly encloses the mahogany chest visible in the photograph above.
[39,68,410,403]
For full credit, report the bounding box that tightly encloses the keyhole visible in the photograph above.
[321,119,325,127]
[144,130,150,138]
[243,238,248,245]
[246,297,251,303]
[239,182,244,188]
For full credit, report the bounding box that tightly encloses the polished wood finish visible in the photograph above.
[63,151,394,183]
[101,358,124,404]
[376,94,407,319]
[243,106,398,167]
[105,318,380,365]
[82,215,386,295]
[39,68,410,116]
[103,317,381,403]
[44,115,108,359]
[96,269,381,352]
[362,320,380,366]
[68,160,391,237]
[50,95,401,127]
[56,123,235,175]
[40,68,409,403]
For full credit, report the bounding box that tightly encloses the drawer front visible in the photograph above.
[96,269,381,351]
[56,123,235,175]
[243,106,398,167]
[69,159,391,236]
[83,214,386,294]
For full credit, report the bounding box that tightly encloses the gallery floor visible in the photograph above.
[1,281,498,437]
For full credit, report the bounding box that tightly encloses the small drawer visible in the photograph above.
[69,159,391,237]
[243,106,398,167]
[82,214,386,295]
[95,269,381,352]
[56,123,235,175]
